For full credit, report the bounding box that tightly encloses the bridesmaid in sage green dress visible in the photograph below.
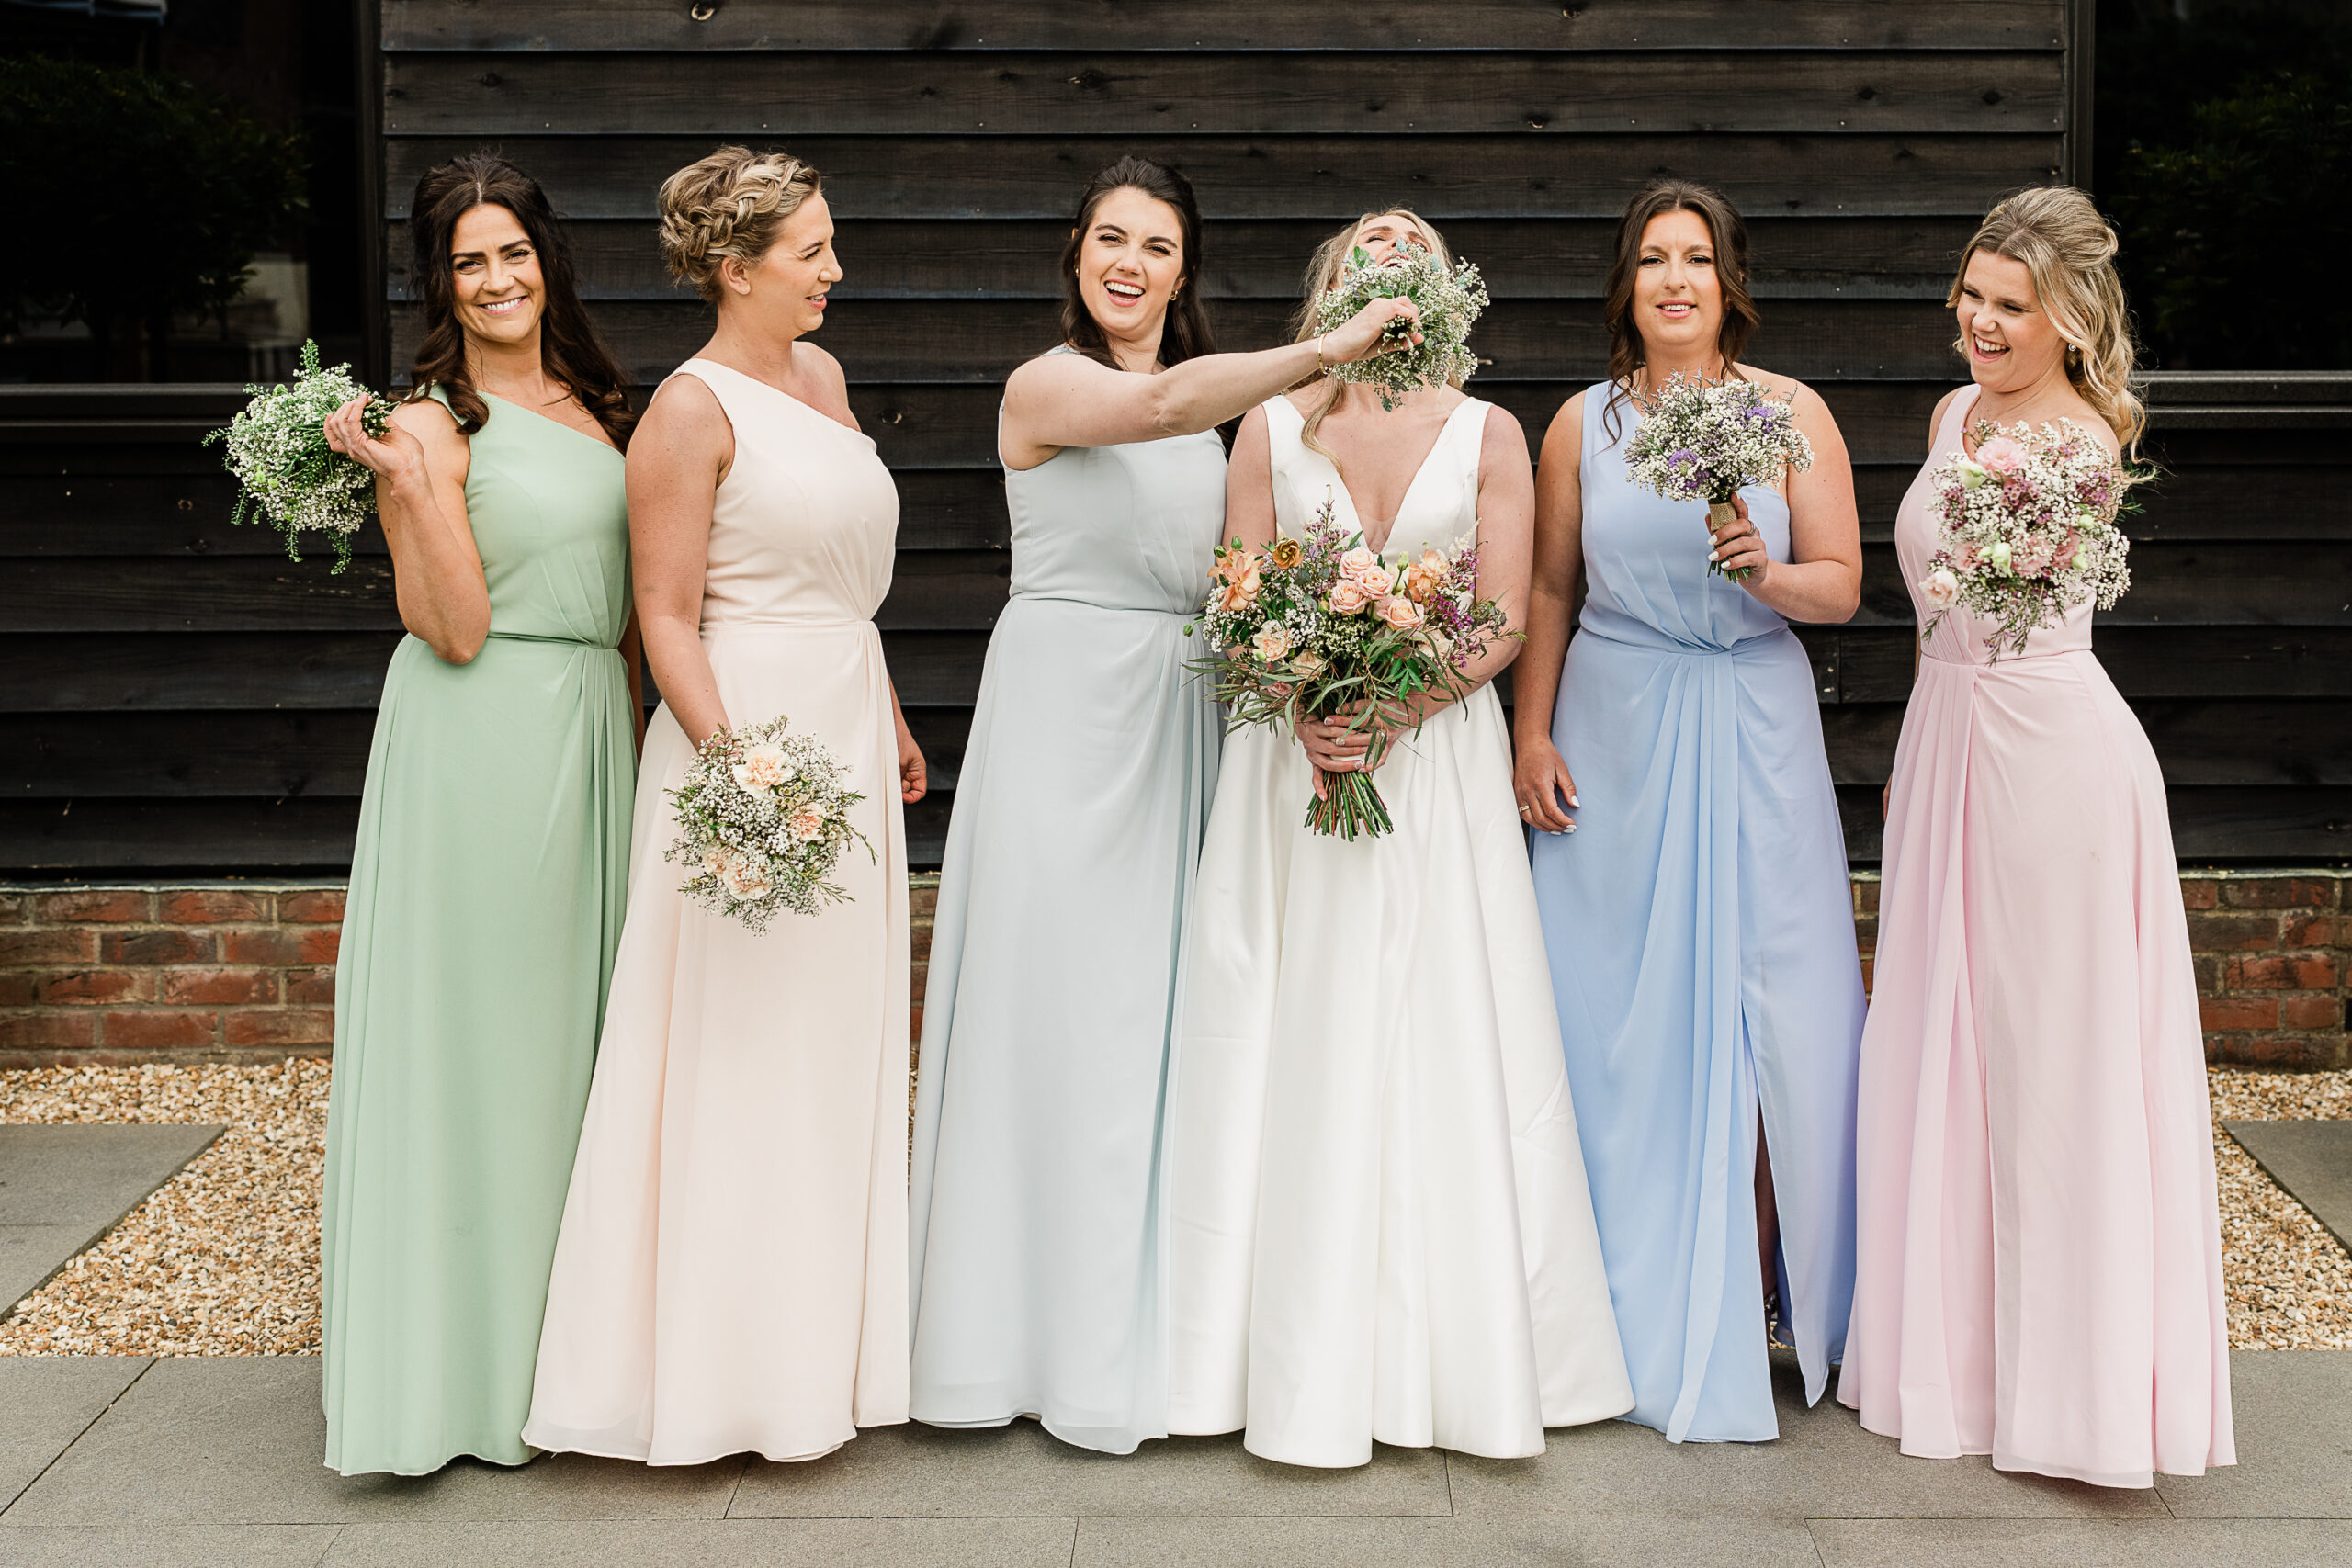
[317,154,640,1476]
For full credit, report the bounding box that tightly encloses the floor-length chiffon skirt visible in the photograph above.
[1839,649,2234,1487]
[524,620,910,1466]
[322,633,632,1476]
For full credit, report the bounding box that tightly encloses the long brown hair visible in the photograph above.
[1951,186,2147,457]
[1288,209,1461,468]
[406,153,635,446]
[1600,180,1761,439]
[1057,155,1216,369]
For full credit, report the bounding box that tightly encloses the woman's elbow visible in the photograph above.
[428,629,486,666]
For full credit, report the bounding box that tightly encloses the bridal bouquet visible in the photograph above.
[665,715,873,932]
[205,340,389,573]
[1312,243,1489,411]
[1916,417,2133,659]
[1186,495,1515,840]
[1622,374,1815,581]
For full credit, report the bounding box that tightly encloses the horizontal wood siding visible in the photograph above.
[9,1,2347,870]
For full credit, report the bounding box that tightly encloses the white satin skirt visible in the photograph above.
[1166,687,1634,1467]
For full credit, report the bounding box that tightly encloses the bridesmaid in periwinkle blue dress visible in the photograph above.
[1512,182,1867,1442]
[907,157,1427,1452]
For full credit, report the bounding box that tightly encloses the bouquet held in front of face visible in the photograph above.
[1916,417,2133,660]
[1312,243,1489,412]
[1621,373,1815,582]
[205,340,389,573]
[1186,495,1516,840]
[666,716,873,932]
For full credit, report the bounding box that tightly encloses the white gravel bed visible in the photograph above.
[1,1061,2346,1356]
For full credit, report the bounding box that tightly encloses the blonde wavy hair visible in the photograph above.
[1951,186,2146,457]
[1289,209,1460,468]
[657,146,822,303]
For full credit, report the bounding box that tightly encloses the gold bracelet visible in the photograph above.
[1314,334,1331,372]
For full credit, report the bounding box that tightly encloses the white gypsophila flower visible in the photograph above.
[1312,244,1490,412]
[205,340,390,573]
[663,713,876,932]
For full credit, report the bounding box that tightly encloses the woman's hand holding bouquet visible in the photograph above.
[1186,494,1517,840]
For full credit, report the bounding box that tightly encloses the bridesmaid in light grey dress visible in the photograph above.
[907,155,1425,1453]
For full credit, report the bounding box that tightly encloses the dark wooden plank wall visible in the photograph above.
[6,0,2347,871]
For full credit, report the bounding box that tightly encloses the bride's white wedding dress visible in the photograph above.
[1166,394,1634,1468]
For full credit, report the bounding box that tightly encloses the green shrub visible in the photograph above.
[0,56,308,369]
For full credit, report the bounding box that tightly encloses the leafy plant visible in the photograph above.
[0,56,308,376]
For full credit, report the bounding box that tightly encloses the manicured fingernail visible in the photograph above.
[1569,795,1580,807]
[1564,822,1577,832]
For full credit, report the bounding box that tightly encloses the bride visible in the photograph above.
[1166,210,1634,1467]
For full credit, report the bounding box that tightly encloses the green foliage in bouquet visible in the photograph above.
[206,342,390,573]
[1311,244,1489,412]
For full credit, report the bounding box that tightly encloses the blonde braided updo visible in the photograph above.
[657,146,822,303]
[1951,186,2146,457]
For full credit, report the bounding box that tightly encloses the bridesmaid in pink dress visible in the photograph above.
[1838,186,2234,1488]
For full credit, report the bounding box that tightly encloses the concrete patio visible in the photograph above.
[0,1350,2343,1567]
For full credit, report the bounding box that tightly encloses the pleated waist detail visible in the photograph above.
[1576,617,1797,662]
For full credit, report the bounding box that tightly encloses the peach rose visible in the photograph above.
[1376,595,1424,630]
[1339,546,1381,579]
[1976,434,2027,477]
[1348,557,1398,596]
[1328,579,1371,615]
[1251,624,1292,661]
[1403,550,1447,603]
[1216,558,1262,612]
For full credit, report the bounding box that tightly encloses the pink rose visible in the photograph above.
[1920,567,1960,610]
[1976,434,2026,477]
[1339,547,1381,579]
[1376,595,1424,630]
[1328,579,1371,615]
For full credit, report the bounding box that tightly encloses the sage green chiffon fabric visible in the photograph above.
[321,390,634,1476]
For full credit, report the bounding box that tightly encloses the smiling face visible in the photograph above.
[719,190,842,340]
[448,203,546,349]
[1630,208,1726,365]
[1076,186,1186,345]
[1353,211,1432,265]
[1955,247,2065,394]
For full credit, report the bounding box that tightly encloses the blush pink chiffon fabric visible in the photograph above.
[1838,388,2235,1489]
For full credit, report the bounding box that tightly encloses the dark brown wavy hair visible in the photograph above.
[406,153,635,446]
[1600,179,1761,439]
[1057,155,1217,370]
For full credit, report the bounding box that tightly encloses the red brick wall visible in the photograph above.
[0,884,342,1066]
[5,873,2345,1070]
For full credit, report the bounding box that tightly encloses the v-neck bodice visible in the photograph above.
[1262,395,1487,557]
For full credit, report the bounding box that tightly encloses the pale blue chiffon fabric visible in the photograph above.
[907,351,1226,1454]
[1529,383,1863,1442]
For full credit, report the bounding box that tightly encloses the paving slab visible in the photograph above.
[2227,1121,2352,1251]
[729,1419,1450,1518]
[1075,1516,1825,1568]
[0,1358,742,1526]
[2159,1350,2352,1518]
[1446,1350,2160,1520]
[0,1359,150,1513]
[316,1517,1077,1568]
[1808,1517,2352,1568]
[0,1126,222,1309]
[0,1525,339,1568]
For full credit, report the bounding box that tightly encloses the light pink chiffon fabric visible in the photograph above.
[1838,388,2234,1489]
[523,360,910,1465]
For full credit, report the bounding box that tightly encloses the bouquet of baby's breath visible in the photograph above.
[1916,417,2135,660]
[1186,494,1516,840]
[205,340,389,573]
[1621,374,1815,582]
[665,715,873,933]
[1312,243,1489,412]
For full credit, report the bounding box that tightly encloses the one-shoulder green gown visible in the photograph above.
[322,390,633,1476]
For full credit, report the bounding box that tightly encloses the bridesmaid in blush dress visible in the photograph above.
[909,157,1430,1456]
[317,154,639,1478]
[524,148,927,1465]
[1513,182,1866,1444]
[1838,186,2233,1488]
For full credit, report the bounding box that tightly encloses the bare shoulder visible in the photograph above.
[1539,388,1587,466]
[1736,362,1813,406]
[632,368,733,468]
[1477,401,1531,461]
[1005,344,1111,404]
[389,393,461,444]
[1928,384,1967,438]
[794,339,850,397]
